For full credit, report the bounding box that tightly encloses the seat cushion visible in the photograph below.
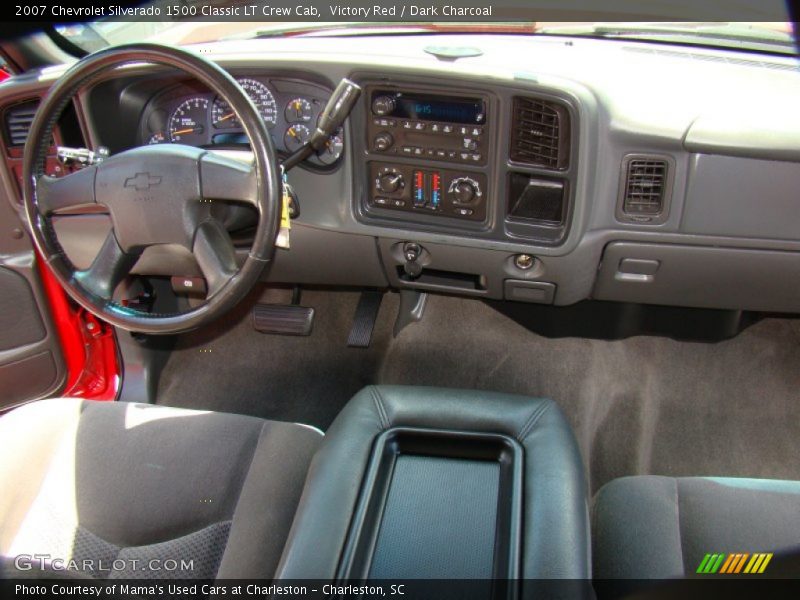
[276,385,590,579]
[592,475,800,579]
[0,398,322,579]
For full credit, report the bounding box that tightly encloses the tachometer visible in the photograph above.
[212,78,277,129]
[168,97,209,144]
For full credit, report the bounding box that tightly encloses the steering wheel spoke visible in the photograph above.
[74,230,139,301]
[200,150,258,207]
[193,219,239,297]
[36,167,98,215]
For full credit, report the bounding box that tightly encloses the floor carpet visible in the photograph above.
[156,287,800,493]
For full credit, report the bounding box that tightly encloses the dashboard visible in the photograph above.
[1,34,799,316]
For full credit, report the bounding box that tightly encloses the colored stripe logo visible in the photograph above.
[696,552,773,574]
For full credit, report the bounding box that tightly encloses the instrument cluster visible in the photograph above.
[140,76,344,167]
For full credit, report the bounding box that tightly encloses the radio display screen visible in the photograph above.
[383,92,486,125]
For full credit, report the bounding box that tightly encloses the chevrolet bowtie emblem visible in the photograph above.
[124,172,162,191]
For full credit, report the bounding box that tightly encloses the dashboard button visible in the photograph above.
[442,125,454,134]
[435,149,447,158]
[455,208,474,216]
[373,197,390,205]
[401,146,414,155]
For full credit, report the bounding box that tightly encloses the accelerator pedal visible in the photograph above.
[347,290,384,348]
[253,290,314,336]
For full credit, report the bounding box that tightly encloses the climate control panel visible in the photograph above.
[368,162,487,222]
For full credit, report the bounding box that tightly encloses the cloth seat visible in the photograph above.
[592,475,800,579]
[0,398,322,579]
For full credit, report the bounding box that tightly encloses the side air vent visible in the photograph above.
[4,100,39,147]
[617,154,674,224]
[510,96,570,170]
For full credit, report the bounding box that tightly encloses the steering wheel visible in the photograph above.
[22,43,281,334]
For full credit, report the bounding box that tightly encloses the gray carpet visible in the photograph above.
[156,287,800,493]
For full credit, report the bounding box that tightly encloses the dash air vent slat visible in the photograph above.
[4,100,39,147]
[617,155,674,224]
[510,97,570,170]
[623,159,667,215]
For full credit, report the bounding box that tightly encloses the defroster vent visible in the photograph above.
[4,100,39,147]
[510,96,570,169]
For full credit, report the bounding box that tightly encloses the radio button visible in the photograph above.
[372,95,396,116]
[447,150,457,159]
[402,120,413,129]
[435,149,447,158]
[401,146,414,155]
[373,197,390,206]
[414,122,426,131]
[442,125,454,134]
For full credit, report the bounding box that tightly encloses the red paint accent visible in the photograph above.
[35,253,120,401]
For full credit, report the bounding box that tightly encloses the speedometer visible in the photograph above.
[212,78,277,129]
[168,97,209,144]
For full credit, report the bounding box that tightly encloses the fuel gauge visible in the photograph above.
[285,98,313,122]
[284,124,310,152]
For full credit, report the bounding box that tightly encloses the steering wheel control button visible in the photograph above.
[171,276,207,295]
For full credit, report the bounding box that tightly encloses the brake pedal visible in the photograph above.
[347,290,383,348]
[253,303,314,336]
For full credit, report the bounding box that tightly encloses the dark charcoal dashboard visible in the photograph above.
[1,33,799,316]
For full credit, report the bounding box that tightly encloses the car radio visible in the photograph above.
[365,88,490,224]
[367,90,487,166]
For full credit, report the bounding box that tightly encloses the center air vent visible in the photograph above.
[618,154,674,224]
[4,100,39,147]
[510,96,570,170]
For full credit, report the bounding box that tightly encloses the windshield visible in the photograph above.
[54,20,797,56]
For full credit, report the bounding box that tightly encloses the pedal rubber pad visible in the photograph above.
[253,304,314,336]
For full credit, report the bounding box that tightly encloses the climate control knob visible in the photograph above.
[449,177,482,205]
[372,95,396,116]
[373,132,394,151]
[376,169,404,194]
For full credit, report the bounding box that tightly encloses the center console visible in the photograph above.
[275,386,591,589]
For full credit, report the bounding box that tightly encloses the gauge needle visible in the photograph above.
[288,129,297,138]
[173,127,198,135]
[215,113,235,124]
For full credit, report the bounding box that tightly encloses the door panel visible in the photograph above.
[0,186,66,411]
